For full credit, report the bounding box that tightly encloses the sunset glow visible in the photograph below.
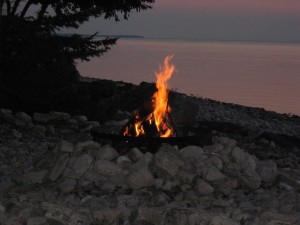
[157,0,300,14]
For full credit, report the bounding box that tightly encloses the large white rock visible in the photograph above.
[15,111,32,123]
[55,140,74,153]
[241,168,261,189]
[256,160,277,185]
[154,146,184,179]
[127,147,144,162]
[72,154,93,178]
[94,160,122,176]
[49,154,69,181]
[97,145,119,161]
[116,155,132,168]
[75,140,101,152]
[202,166,226,182]
[179,145,205,163]
[127,158,155,190]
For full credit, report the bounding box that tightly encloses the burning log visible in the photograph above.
[123,55,176,138]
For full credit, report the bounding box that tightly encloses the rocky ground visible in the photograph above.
[0,95,300,225]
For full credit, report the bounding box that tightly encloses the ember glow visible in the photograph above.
[123,55,175,137]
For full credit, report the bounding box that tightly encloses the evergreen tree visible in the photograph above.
[0,0,154,87]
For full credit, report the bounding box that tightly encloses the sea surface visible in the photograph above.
[77,39,300,116]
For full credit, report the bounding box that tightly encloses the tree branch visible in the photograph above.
[0,0,4,16]
[4,0,11,15]
[37,3,48,20]
[11,0,21,15]
[20,0,32,18]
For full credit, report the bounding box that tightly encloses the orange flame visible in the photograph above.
[152,55,175,137]
[123,55,175,137]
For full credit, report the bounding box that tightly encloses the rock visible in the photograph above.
[79,121,93,132]
[231,209,252,223]
[23,170,48,184]
[48,154,69,181]
[93,208,132,225]
[68,213,92,225]
[11,129,22,139]
[35,152,57,170]
[179,145,205,163]
[56,140,74,153]
[278,168,300,191]
[1,112,15,123]
[256,160,277,185]
[216,177,238,196]
[75,140,101,152]
[67,118,78,129]
[0,205,6,225]
[144,152,154,165]
[127,158,155,190]
[50,111,70,121]
[205,156,223,170]
[223,163,241,177]
[203,143,223,153]
[209,214,240,225]
[241,155,256,172]
[94,160,122,176]
[46,125,55,136]
[97,145,119,161]
[194,179,214,196]
[184,190,199,202]
[94,208,131,225]
[231,147,247,164]
[0,108,12,114]
[154,147,184,179]
[26,217,47,225]
[213,136,236,149]
[127,147,144,162]
[135,207,166,225]
[33,113,52,123]
[260,212,299,225]
[176,169,197,184]
[162,180,176,191]
[33,125,46,137]
[202,166,226,182]
[232,147,256,171]
[58,178,76,193]
[5,217,23,225]
[15,111,32,123]
[154,178,164,189]
[241,168,261,189]
[42,202,73,224]
[116,155,133,168]
[166,207,210,225]
[73,115,88,122]
[72,154,93,178]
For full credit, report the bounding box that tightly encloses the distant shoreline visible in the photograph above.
[57,32,300,45]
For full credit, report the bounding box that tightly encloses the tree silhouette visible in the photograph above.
[0,0,155,86]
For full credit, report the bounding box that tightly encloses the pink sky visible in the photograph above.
[157,0,300,14]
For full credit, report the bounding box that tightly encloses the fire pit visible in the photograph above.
[91,55,212,152]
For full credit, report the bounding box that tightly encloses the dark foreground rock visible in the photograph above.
[0,108,300,225]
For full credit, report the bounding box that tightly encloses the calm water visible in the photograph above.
[77,39,300,116]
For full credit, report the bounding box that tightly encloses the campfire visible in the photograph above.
[123,55,176,138]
